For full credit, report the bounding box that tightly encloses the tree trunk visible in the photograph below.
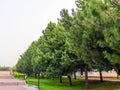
[80,68,83,77]
[117,70,119,79]
[116,69,119,79]
[68,75,72,86]
[84,64,88,90]
[99,70,103,82]
[59,75,62,83]
[73,71,77,79]
[38,73,40,89]
[117,74,119,79]
[41,73,44,79]
[34,73,37,78]
[51,75,54,80]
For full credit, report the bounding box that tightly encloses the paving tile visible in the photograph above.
[0,71,38,90]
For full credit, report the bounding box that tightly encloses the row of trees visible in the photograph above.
[15,0,120,89]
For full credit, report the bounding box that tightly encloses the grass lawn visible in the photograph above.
[26,77,85,90]
[26,77,120,90]
[13,72,120,90]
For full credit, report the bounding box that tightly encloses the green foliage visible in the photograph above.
[13,72,25,80]
[16,42,34,75]
[71,0,113,72]
[15,0,120,87]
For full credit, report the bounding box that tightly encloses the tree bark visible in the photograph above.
[116,69,119,79]
[59,75,62,83]
[80,68,83,77]
[34,73,37,78]
[99,70,103,82]
[117,70,119,79]
[73,71,77,79]
[38,73,40,89]
[41,73,44,79]
[117,74,119,79]
[68,75,72,86]
[51,75,54,80]
[84,64,88,90]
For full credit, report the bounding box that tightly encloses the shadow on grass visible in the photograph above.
[26,77,85,90]
[40,78,84,86]
[26,77,120,90]
[88,79,120,90]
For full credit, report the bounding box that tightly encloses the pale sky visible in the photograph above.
[0,0,76,67]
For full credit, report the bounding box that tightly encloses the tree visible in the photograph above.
[16,0,120,89]
[97,0,120,75]
[16,41,36,75]
[72,0,115,88]
[43,22,77,86]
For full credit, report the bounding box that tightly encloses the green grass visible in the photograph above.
[13,72,120,90]
[26,77,120,90]
[26,77,85,90]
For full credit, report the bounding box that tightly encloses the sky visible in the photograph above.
[0,0,76,67]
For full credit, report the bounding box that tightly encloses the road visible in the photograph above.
[0,71,38,90]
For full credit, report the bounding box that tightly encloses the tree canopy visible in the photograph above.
[16,0,120,88]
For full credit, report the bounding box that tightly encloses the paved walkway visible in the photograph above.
[0,71,38,90]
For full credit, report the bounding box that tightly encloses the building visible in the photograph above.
[75,69,120,78]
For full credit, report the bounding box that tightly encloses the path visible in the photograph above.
[0,71,38,90]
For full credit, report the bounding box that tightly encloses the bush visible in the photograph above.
[13,72,25,80]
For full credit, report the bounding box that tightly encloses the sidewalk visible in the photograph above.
[0,71,38,90]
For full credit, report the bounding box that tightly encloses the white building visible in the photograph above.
[75,69,119,78]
